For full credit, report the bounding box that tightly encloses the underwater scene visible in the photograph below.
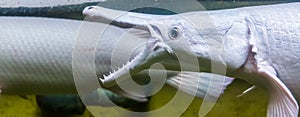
[0,0,300,117]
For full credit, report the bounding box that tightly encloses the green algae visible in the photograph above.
[0,95,91,117]
[0,95,41,117]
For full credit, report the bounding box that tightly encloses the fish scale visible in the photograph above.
[0,17,77,94]
[249,7,300,100]
[0,16,146,94]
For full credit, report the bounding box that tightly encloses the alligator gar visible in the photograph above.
[83,2,300,117]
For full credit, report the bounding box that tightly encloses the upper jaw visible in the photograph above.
[100,24,173,88]
[100,37,171,88]
[83,6,173,88]
[83,6,165,29]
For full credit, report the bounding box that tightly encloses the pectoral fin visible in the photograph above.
[258,67,298,117]
[166,72,234,101]
[166,72,234,116]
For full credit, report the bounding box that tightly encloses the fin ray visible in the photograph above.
[166,72,234,101]
[259,68,298,117]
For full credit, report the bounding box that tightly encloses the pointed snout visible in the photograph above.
[82,6,168,28]
[82,6,95,15]
[83,6,174,54]
[83,6,124,20]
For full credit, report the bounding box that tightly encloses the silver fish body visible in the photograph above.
[0,16,146,94]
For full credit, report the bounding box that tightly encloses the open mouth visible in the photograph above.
[99,26,173,89]
[83,6,173,89]
[99,42,150,88]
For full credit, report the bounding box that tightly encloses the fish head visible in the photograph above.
[83,6,209,94]
[143,18,211,70]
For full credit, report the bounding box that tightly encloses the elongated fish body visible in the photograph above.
[0,17,76,94]
[83,2,300,117]
[0,16,146,94]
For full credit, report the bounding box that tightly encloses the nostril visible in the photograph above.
[87,6,94,10]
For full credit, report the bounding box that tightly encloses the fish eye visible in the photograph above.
[168,26,182,39]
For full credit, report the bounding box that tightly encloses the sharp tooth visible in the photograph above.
[109,71,112,74]
[103,74,106,78]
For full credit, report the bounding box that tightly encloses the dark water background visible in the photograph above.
[1,0,300,19]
